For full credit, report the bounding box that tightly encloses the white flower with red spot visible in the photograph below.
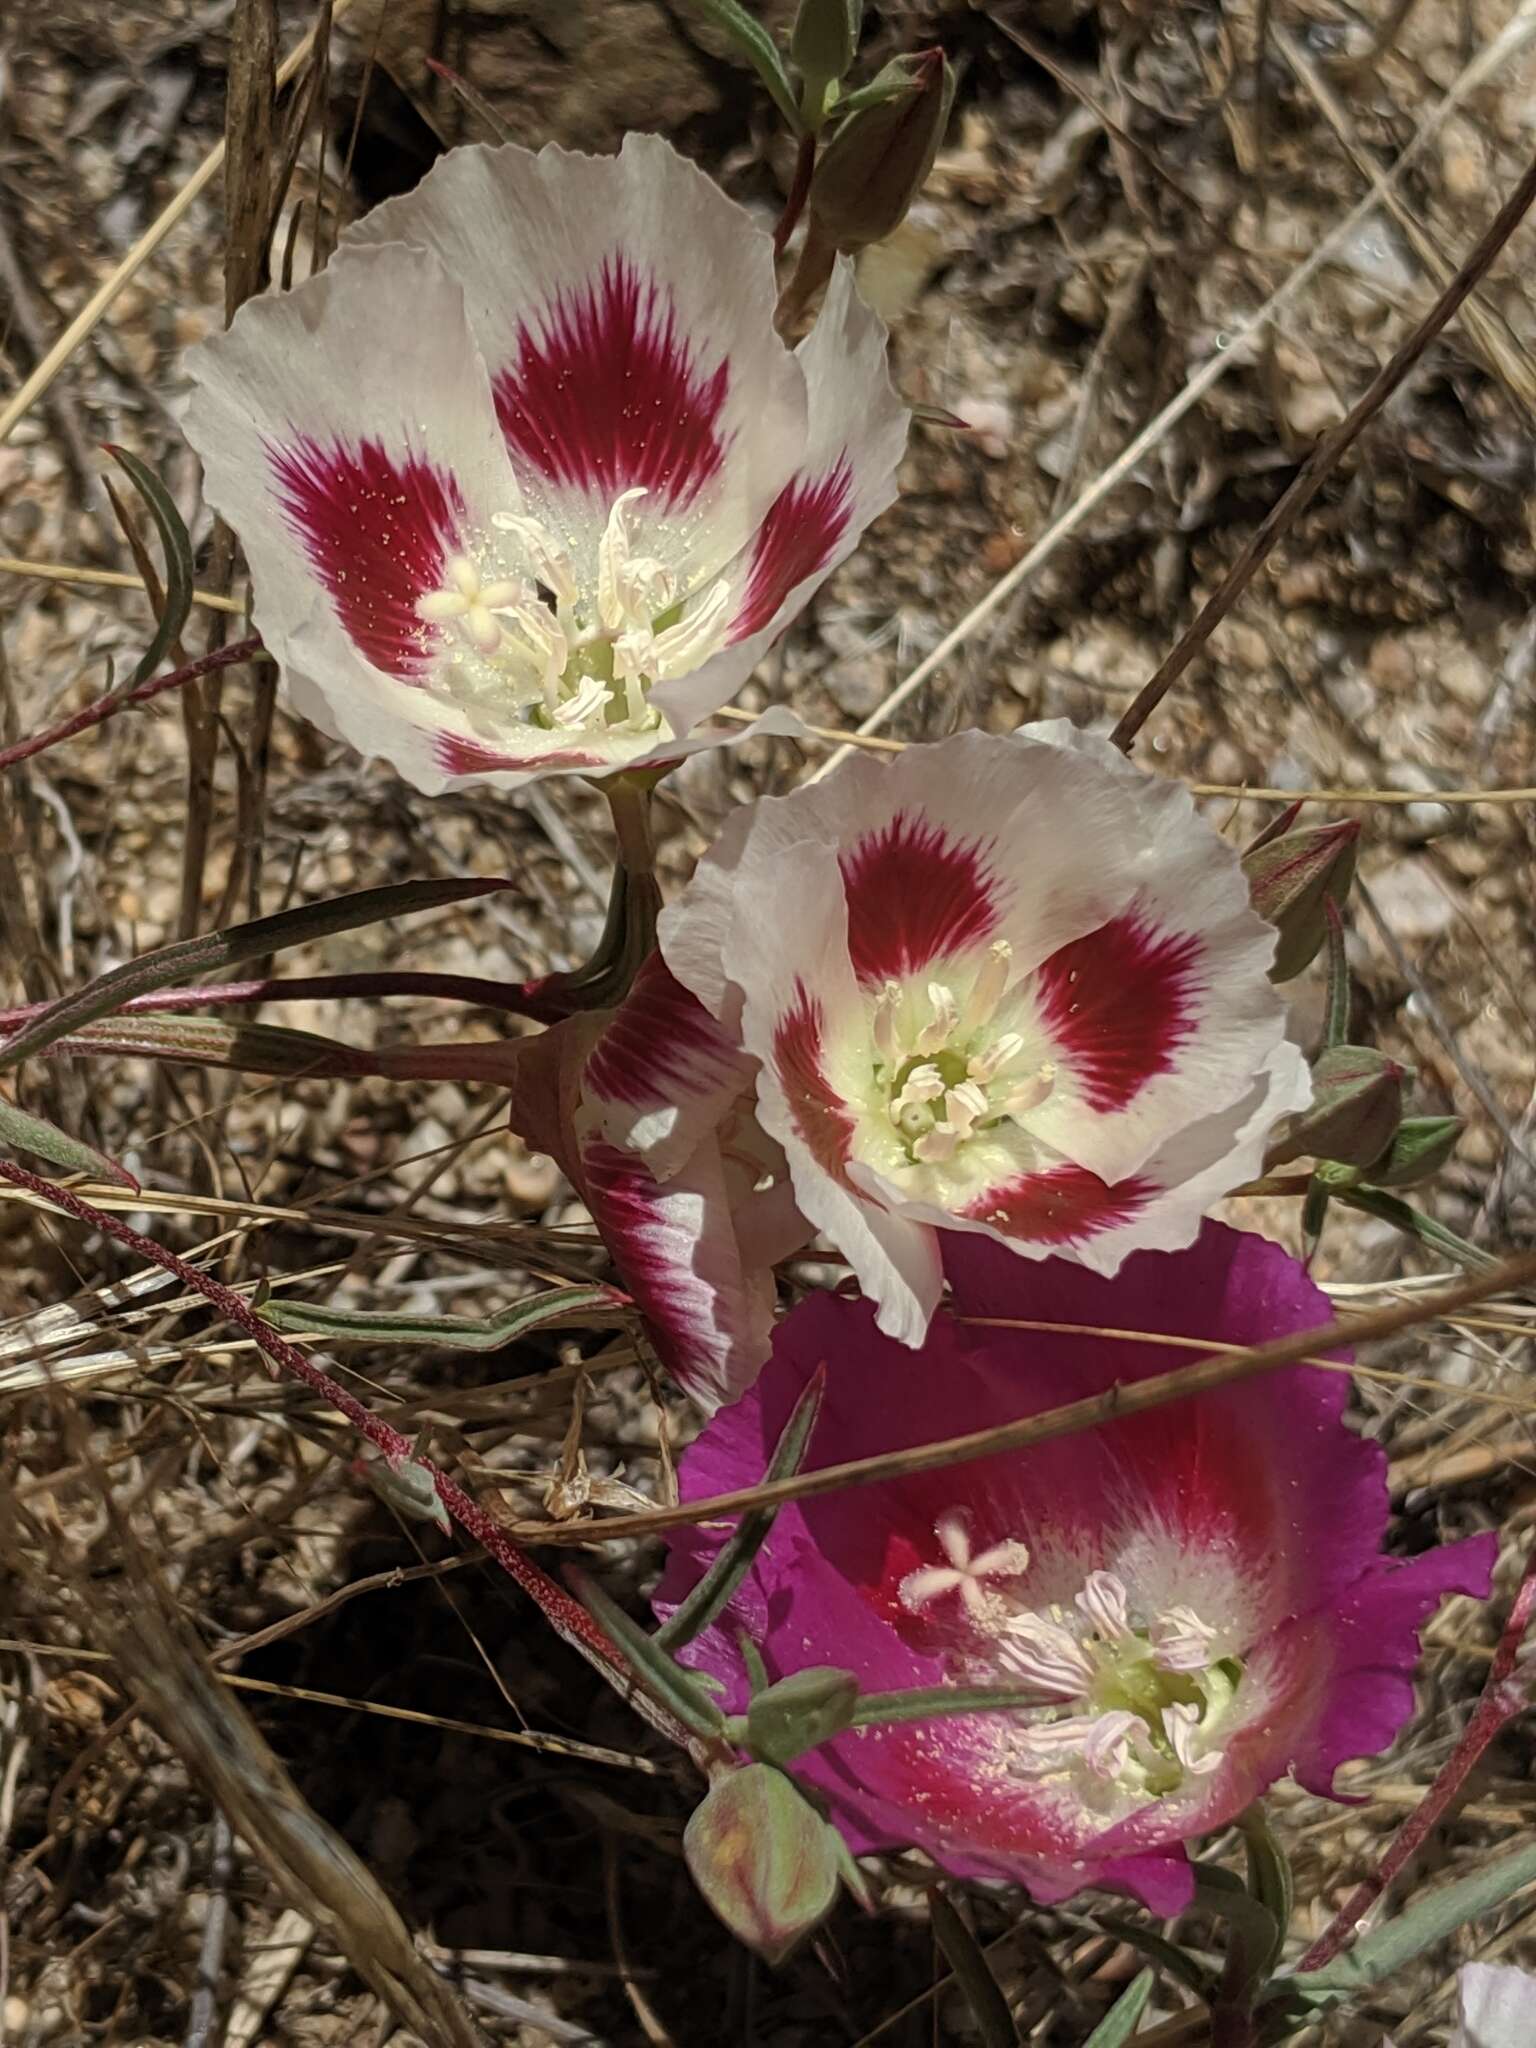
[660,723,1312,1344]
[182,135,906,791]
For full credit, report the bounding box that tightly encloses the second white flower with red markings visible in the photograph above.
[660,723,1311,1345]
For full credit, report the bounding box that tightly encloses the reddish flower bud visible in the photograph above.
[1242,818,1360,982]
[685,1764,841,1963]
[1266,1045,1404,1170]
[807,48,955,252]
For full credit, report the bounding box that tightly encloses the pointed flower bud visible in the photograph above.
[1242,819,1360,982]
[1266,1045,1404,1170]
[807,47,955,251]
[351,1440,450,1533]
[744,1667,860,1765]
[792,0,862,110]
[685,1764,841,1963]
[1368,1114,1463,1189]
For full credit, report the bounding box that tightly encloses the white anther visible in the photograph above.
[597,488,651,631]
[501,599,568,694]
[890,1062,945,1126]
[915,982,960,1055]
[912,1126,959,1165]
[965,941,1013,1033]
[1150,1606,1220,1674]
[872,982,904,1066]
[999,1614,1096,1700]
[646,578,733,679]
[940,1080,989,1142]
[1010,1710,1140,1781]
[1165,1701,1222,1776]
[493,510,580,608]
[1076,1571,1133,1641]
[552,674,612,728]
[1000,1064,1056,1118]
[968,1032,1026,1085]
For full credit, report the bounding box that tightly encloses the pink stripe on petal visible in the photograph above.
[773,983,856,1174]
[840,813,1001,985]
[961,1164,1151,1244]
[584,955,746,1118]
[269,436,463,679]
[1035,912,1204,1114]
[732,458,853,640]
[493,257,728,505]
[435,733,609,775]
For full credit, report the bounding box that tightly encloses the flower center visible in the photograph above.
[871,942,1056,1167]
[413,488,733,738]
[898,1526,1239,1807]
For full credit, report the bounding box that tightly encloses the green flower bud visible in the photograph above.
[806,47,955,252]
[684,1764,841,1964]
[1242,818,1360,982]
[1368,1114,1463,1189]
[351,1441,450,1533]
[1266,1045,1404,1170]
[745,1667,860,1765]
[792,0,861,110]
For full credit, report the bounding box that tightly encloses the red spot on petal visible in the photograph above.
[1035,912,1204,1113]
[961,1164,1150,1244]
[840,812,1001,986]
[435,732,608,776]
[733,459,853,640]
[773,982,855,1174]
[584,955,744,1115]
[493,258,728,505]
[270,436,463,679]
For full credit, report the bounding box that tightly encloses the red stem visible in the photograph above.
[1298,1543,1536,1970]
[0,971,568,1033]
[0,1156,693,1749]
[0,637,264,775]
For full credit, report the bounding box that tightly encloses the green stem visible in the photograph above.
[539,775,662,1012]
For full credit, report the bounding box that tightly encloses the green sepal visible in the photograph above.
[1367,1114,1463,1189]
[850,1682,1047,1729]
[740,1667,860,1765]
[657,1365,825,1652]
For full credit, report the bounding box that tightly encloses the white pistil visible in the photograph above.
[898,1509,1031,1622]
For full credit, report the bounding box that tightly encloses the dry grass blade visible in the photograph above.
[0,0,357,445]
[513,1248,1536,1543]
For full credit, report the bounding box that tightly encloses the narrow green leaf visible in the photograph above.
[0,876,514,1072]
[1096,1918,1216,2002]
[1082,1970,1155,2048]
[105,446,195,689]
[48,1013,382,1079]
[657,1365,825,1651]
[566,1567,727,1742]
[1239,1807,1293,1975]
[929,1889,1019,2048]
[1322,900,1349,1050]
[1338,1187,1496,1271]
[0,1097,138,1189]
[682,0,801,129]
[850,1683,1045,1729]
[1283,1837,1536,2008]
[261,1283,627,1349]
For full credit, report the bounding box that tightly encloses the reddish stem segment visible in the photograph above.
[0,636,264,775]
[774,134,817,257]
[0,1156,692,1748]
[1298,1544,1536,1970]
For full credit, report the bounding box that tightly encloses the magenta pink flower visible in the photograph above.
[655,1224,1495,1911]
[660,724,1312,1344]
[504,956,804,1411]
[182,136,906,791]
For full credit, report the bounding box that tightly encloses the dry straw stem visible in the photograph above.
[809,0,1536,775]
[1108,141,1536,750]
[513,1247,1536,1545]
[0,0,357,445]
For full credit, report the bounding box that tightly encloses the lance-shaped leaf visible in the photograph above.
[105,445,196,690]
[1334,1186,1496,1271]
[566,1567,727,1742]
[791,0,861,107]
[0,876,514,1072]
[0,1096,139,1190]
[261,1283,629,1350]
[656,1365,825,1652]
[681,0,801,129]
[41,1013,384,1080]
[1082,1972,1155,2048]
[1242,819,1359,982]
[684,1763,841,1964]
[928,1889,1018,2048]
[1265,1046,1403,1171]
